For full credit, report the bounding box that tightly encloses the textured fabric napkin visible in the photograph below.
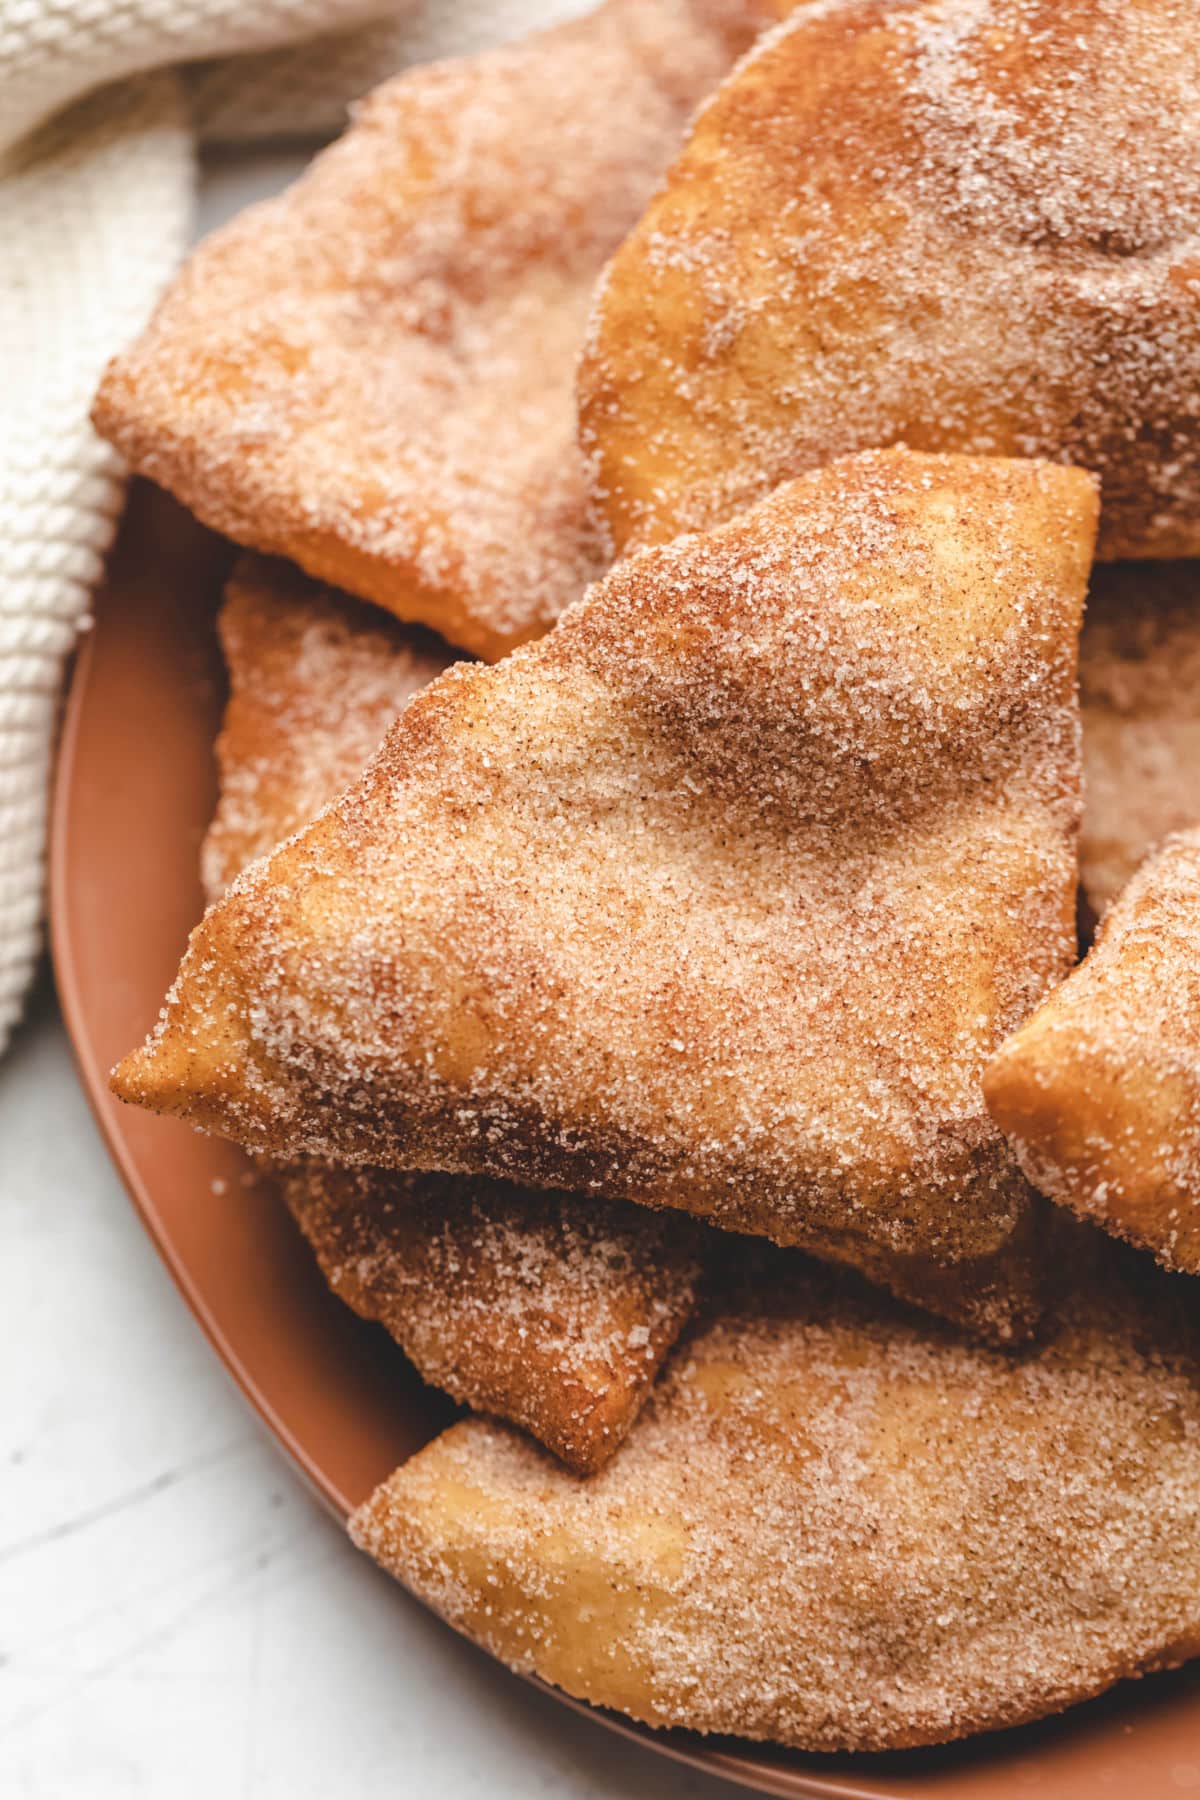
[1,0,585,1056]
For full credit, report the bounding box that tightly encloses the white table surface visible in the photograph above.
[0,149,746,1800]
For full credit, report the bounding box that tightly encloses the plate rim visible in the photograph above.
[46,512,912,1800]
[47,489,1200,1800]
[49,614,358,1523]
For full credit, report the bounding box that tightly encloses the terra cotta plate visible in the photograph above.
[50,481,1200,1800]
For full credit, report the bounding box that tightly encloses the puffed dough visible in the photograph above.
[986,828,1200,1275]
[280,1161,705,1473]
[206,556,704,1471]
[92,0,783,660]
[580,0,1200,561]
[113,450,1097,1334]
[353,1232,1200,1752]
[203,555,456,899]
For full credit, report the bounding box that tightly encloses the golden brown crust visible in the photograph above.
[985,828,1200,1275]
[847,1193,1064,1347]
[115,449,1097,1326]
[352,1228,1200,1753]
[1079,562,1200,916]
[281,1163,703,1473]
[204,557,703,1470]
[580,0,1200,561]
[204,555,456,898]
[91,0,780,661]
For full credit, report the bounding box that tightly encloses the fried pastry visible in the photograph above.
[579,0,1200,561]
[114,450,1097,1318]
[207,555,703,1471]
[282,1163,703,1472]
[985,828,1200,1276]
[353,1230,1200,1753]
[91,0,783,661]
[1080,562,1200,917]
[204,554,456,896]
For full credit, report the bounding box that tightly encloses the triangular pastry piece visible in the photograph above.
[1079,562,1200,917]
[281,1163,704,1473]
[207,555,703,1471]
[580,0,1200,561]
[92,0,783,660]
[352,1229,1200,1753]
[115,450,1097,1317]
[204,554,457,897]
[986,828,1200,1275]
[208,556,1054,1347]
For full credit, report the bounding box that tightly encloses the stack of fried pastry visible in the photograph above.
[94,0,1200,1760]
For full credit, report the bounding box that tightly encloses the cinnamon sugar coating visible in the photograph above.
[352,1230,1200,1753]
[580,0,1200,562]
[1080,562,1200,916]
[985,828,1200,1275]
[204,555,456,898]
[282,1163,703,1473]
[114,450,1097,1321]
[91,0,782,662]
[205,556,702,1470]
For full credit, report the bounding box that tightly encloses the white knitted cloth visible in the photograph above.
[0,0,586,1056]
